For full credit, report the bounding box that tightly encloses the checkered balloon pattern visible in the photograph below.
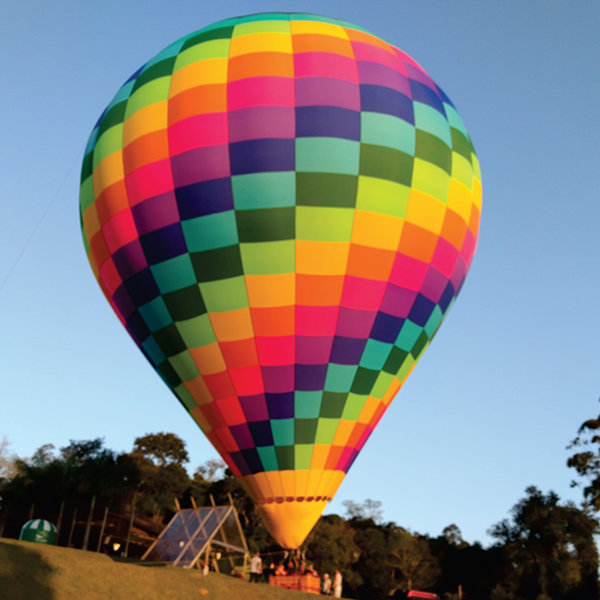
[80,13,481,548]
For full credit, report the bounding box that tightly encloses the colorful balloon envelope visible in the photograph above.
[80,13,481,548]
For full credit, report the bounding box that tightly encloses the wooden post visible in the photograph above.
[458,584,463,600]
[67,507,78,548]
[55,499,65,545]
[174,497,181,511]
[82,494,96,550]
[124,506,135,557]
[96,507,109,552]
[212,553,220,573]
[217,505,235,569]
[190,496,197,510]
[209,494,216,507]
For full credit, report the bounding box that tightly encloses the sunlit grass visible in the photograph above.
[0,538,326,600]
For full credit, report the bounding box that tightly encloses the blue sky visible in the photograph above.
[1,0,599,546]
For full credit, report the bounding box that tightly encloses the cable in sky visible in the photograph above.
[0,148,83,297]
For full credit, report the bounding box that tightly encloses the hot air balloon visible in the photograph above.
[80,12,481,549]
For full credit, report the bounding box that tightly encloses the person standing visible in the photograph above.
[333,570,343,598]
[101,534,111,554]
[322,573,332,595]
[249,551,263,583]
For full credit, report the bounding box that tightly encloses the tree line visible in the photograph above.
[2,407,600,600]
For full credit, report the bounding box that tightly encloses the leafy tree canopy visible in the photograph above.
[567,411,600,511]
[387,528,441,592]
[343,499,383,523]
[489,486,599,600]
[441,524,467,548]
[306,514,362,592]
[195,457,226,482]
[132,432,189,467]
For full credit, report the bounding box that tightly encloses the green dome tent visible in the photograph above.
[19,519,57,545]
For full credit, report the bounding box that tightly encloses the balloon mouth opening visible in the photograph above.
[255,497,332,548]
[256,496,332,505]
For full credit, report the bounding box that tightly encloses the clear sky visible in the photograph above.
[1,0,599,546]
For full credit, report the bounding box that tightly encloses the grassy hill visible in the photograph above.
[0,538,326,600]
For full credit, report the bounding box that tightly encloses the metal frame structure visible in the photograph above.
[142,504,248,569]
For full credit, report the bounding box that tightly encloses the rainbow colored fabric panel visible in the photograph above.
[80,13,481,500]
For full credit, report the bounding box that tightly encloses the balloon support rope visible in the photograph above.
[0,145,84,297]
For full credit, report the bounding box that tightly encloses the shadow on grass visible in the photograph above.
[0,541,56,600]
[109,555,167,567]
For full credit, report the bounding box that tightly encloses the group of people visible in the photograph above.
[320,570,343,597]
[249,551,343,597]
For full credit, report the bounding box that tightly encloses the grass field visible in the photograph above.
[0,538,327,600]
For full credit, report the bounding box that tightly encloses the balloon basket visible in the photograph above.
[269,573,321,595]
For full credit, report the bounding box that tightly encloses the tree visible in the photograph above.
[195,458,226,482]
[440,524,466,547]
[132,432,189,467]
[343,499,383,523]
[0,438,139,519]
[567,411,600,511]
[349,517,395,600]
[60,438,107,464]
[0,437,17,481]
[428,526,504,600]
[30,443,56,468]
[128,433,191,520]
[387,528,441,591]
[305,514,363,593]
[489,486,599,600]
[59,438,139,508]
